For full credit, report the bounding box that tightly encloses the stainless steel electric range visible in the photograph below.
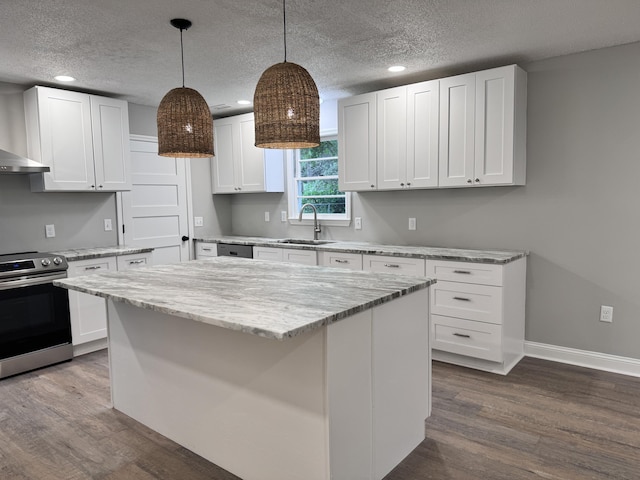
[0,251,72,379]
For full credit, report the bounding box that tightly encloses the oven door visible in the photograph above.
[0,272,72,361]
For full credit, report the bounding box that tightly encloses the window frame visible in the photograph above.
[287,132,351,227]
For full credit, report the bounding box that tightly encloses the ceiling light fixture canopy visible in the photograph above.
[157,18,214,158]
[253,0,320,149]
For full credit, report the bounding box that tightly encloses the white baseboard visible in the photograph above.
[524,342,640,378]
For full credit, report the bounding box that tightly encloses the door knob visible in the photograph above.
[181,235,190,242]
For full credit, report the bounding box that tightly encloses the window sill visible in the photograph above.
[288,218,351,227]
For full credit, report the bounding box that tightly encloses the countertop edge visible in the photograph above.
[53,246,155,262]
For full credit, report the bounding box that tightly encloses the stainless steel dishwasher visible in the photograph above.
[216,243,253,258]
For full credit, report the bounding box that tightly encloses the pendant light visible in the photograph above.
[253,0,320,149]
[157,18,214,158]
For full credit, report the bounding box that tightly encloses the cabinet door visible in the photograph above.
[91,96,132,191]
[439,73,475,187]
[407,80,439,188]
[196,242,218,258]
[31,87,95,191]
[377,87,407,190]
[211,117,236,193]
[474,66,515,186]
[282,248,317,265]
[338,93,377,191]
[236,114,266,192]
[253,246,283,261]
[67,257,117,345]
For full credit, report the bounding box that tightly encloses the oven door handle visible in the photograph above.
[0,271,68,290]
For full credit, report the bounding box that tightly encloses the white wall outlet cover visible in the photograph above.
[264,211,270,222]
[194,216,204,227]
[104,218,113,231]
[408,218,417,231]
[45,224,56,238]
[281,211,287,222]
[600,305,613,323]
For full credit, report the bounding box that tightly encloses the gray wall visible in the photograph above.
[229,42,640,360]
[0,87,118,252]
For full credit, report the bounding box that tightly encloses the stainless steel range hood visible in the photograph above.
[0,149,49,174]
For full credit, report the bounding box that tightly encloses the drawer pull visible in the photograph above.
[202,248,212,252]
[453,296,471,302]
[384,264,400,268]
[453,333,471,339]
[453,270,471,274]
[128,259,145,265]
[84,266,102,270]
[335,259,349,264]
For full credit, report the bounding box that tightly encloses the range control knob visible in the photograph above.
[53,257,63,265]
[41,258,51,267]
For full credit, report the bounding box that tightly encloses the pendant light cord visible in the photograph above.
[283,0,287,62]
[180,27,185,87]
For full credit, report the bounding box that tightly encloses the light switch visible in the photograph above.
[408,218,417,231]
[104,219,113,231]
[194,216,204,227]
[45,224,56,238]
[354,217,362,230]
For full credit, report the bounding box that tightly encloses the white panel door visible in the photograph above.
[121,137,190,265]
[377,86,407,190]
[407,80,439,188]
[237,115,266,192]
[211,118,236,193]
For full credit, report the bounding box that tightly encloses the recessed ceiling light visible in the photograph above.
[54,75,76,82]
[387,66,406,73]
[237,100,251,105]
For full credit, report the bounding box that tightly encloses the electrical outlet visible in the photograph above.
[264,211,270,222]
[194,216,204,227]
[408,217,417,231]
[281,211,287,222]
[45,224,56,238]
[600,305,613,323]
[104,218,113,231]
[354,217,362,230]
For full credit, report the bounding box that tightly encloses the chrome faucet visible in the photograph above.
[299,203,321,240]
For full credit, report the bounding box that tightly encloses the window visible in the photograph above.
[288,135,351,225]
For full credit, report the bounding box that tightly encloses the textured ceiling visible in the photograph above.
[1,0,640,117]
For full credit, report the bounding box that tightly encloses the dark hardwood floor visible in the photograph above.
[1,351,638,479]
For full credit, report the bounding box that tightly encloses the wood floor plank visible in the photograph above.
[1,351,639,479]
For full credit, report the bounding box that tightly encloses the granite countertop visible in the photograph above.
[193,236,527,264]
[54,256,434,340]
[53,246,154,261]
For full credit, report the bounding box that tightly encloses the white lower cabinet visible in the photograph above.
[67,252,153,355]
[426,257,526,374]
[362,254,426,276]
[319,251,363,270]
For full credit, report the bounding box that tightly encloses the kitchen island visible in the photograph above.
[55,257,435,480]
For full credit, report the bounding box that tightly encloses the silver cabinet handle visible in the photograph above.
[202,247,212,252]
[128,259,145,265]
[453,270,471,274]
[453,296,471,302]
[384,264,400,268]
[84,265,102,270]
[453,333,471,338]
[335,259,349,264]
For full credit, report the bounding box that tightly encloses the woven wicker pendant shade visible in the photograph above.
[157,87,213,157]
[253,61,320,149]
[157,18,214,158]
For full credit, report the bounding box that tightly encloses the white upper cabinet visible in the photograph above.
[339,65,526,191]
[24,86,131,192]
[439,65,527,187]
[211,112,284,194]
[338,93,377,192]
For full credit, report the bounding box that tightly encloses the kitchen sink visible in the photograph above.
[276,238,335,246]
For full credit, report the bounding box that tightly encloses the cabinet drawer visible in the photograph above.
[68,257,117,276]
[196,242,218,258]
[282,248,317,265]
[117,253,152,271]
[426,259,503,286]
[430,280,502,324]
[319,251,363,270]
[363,255,425,276]
[431,315,502,362]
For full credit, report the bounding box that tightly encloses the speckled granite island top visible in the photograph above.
[194,236,527,264]
[52,246,154,261]
[54,256,434,340]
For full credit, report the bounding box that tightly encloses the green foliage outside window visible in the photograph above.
[296,139,346,214]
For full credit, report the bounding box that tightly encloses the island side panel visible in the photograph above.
[372,289,430,479]
[106,300,330,480]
